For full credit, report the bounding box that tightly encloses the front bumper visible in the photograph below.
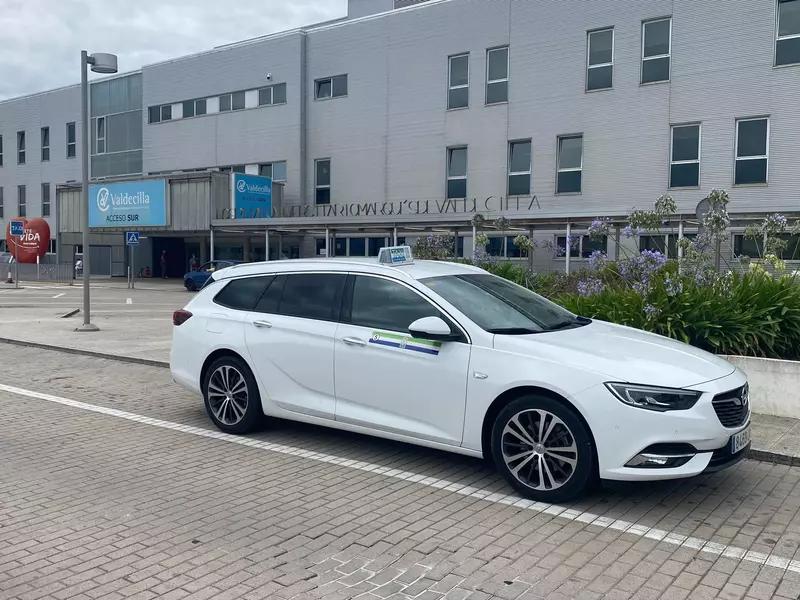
[580,369,751,481]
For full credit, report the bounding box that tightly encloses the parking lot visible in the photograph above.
[2,341,800,600]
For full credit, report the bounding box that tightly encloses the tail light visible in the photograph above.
[173,309,193,326]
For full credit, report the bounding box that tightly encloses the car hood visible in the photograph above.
[492,320,735,388]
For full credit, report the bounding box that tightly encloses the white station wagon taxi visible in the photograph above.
[170,247,750,501]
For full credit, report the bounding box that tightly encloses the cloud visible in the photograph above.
[0,0,346,100]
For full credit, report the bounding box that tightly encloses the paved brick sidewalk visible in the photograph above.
[2,345,800,599]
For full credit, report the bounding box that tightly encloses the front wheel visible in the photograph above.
[491,395,595,502]
[202,356,263,434]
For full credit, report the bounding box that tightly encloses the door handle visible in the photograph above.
[252,320,272,328]
[342,336,366,346]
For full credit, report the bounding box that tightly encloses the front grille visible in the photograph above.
[712,384,749,428]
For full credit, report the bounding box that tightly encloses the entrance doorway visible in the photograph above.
[151,238,186,278]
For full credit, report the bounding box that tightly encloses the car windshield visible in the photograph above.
[421,273,588,334]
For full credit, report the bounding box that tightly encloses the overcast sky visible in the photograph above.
[0,0,347,100]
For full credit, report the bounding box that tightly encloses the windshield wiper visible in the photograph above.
[544,316,592,331]
[486,327,542,335]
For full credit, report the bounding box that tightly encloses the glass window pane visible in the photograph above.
[272,161,287,181]
[194,99,206,115]
[447,178,467,199]
[231,91,245,110]
[779,0,800,36]
[582,236,607,257]
[448,87,468,109]
[644,19,671,56]
[148,106,160,123]
[273,83,287,104]
[735,159,767,184]
[182,100,194,118]
[670,163,699,188]
[557,171,582,194]
[508,174,530,196]
[587,65,613,90]
[734,235,761,258]
[639,235,668,254]
[776,37,800,65]
[349,238,366,256]
[316,79,332,99]
[219,94,231,111]
[259,164,272,178]
[641,56,670,83]
[332,75,348,97]
[161,105,172,120]
[589,29,613,65]
[449,55,469,86]
[556,236,580,258]
[486,81,508,104]
[334,238,346,256]
[316,160,330,186]
[448,147,467,176]
[350,276,440,332]
[558,136,582,170]
[737,120,768,157]
[279,274,345,322]
[316,188,331,204]
[487,237,504,256]
[487,48,508,80]
[506,236,522,258]
[672,125,699,161]
[214,277,272,311]
[41,127,49,146]
[258,87,272,106]
[781,234,800,260]
[67,122,76,143]
[509,141,531,174]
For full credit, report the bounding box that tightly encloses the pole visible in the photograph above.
[265,228,270,261]
[325,227,330,258]
[14,256,18,289]
[131,243,135,289]
[677,220,684,275]
[78,50,98,331]
[393,226,398,246]
[565,222,572,275]
[210,227,215,261]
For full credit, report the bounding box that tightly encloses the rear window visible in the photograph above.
[213,276,274,311]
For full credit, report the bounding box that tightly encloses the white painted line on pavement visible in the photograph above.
[52,293,66,298]
[0,381,797,574]
[126,298,133,304]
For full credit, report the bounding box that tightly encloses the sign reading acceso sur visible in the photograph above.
[231,173,272,219]
[89,179,168,228]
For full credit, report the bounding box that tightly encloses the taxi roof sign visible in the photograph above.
[378,245,414,266]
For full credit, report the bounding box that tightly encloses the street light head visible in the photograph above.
[89,53,118,74]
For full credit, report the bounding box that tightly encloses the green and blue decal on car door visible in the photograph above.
[369,331,442,356]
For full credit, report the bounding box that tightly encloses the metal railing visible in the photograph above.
[2,261,75,285]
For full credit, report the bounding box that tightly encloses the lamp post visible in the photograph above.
[77,50,118,332]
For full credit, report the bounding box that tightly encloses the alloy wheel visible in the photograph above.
[501,409,578,491]
[207,365,249,425]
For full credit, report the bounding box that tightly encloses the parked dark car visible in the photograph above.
[184,260,240,291]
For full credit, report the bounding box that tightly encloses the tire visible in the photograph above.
[202,355,263,434]
[491,394,595,502]
[185,279,197,292]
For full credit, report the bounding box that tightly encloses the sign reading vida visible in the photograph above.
[89,179,168,228]
[231,173,272,219]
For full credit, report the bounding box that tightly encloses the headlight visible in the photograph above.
[605,383,701,412]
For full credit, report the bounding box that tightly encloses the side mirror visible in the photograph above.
[408,316,461,342]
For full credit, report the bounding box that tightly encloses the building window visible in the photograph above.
[486,46,509,104]
[735,233,800,260]
[670,124,701,188]
[446,146,467,199]
[557,135,583,193]
[315,75,348,100]
[556,235,608,258]
[96,117,106,154]
[640,233,697,258]
[258,161,287,182]
[641,17,671,84]
[17,131,25,164]
[447,53,469,109]
[735,118,769,184]
[258,83,287,106]
[41,127,50,162]
[41,183,50,217]
[776,0,800,65]
[508,140,531,196]
[161,105,172,121]
[17,185,26,217]
[148,106,161,123]
[587,28,614,91]
[315,159,331,204]
[182,100,194,118]
[66,122,76,158]
[232,91,245,110]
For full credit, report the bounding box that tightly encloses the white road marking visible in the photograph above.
[52,293,65,299]
[126,298,133,304]
[0,381,796,574]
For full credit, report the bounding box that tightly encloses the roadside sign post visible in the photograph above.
[10,220,24,289]
[125,232,140,289]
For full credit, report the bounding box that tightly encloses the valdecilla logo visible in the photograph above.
[97,187,111,212]
[237,180,248,193]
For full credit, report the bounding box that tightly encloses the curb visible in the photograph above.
[746,448,800,467]
[0,337,169,369]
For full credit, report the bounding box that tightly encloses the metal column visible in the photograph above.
[565,222,572,275]
[210,227,215,262]
[265,229,270,261]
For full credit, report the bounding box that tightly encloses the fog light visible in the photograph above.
[625,453,694,468]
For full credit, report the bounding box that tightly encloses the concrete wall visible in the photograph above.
[725,356,800,420]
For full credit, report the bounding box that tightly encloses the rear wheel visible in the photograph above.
[491,395,595,502]
[202,356,262,434]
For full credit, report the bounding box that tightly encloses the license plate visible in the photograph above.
[730,425,751,454]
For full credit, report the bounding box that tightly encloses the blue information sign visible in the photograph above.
[232,173,272,219]
[89,179,168,228]
[10,220,24,236]
[125,231,140,245]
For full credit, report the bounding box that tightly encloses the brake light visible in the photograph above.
[173,309,193,326]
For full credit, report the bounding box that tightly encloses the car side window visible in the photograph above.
[272,273,346,322]
[213,276,274,311]
[348,275,442,333]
